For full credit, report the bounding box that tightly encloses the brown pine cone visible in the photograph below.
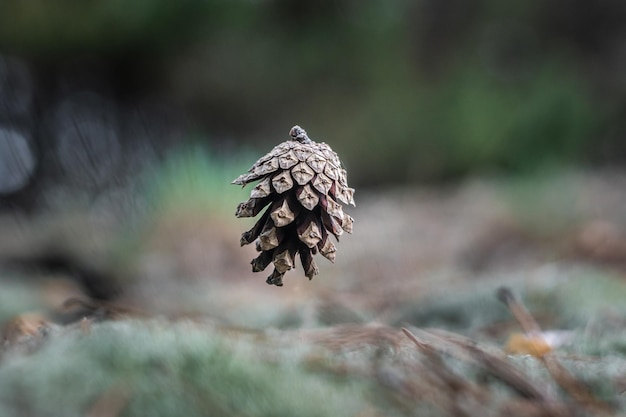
[233,126,355,286]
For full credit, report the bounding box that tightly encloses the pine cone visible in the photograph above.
[233,126,355,286]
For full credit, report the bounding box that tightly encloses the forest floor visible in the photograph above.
[1,167,626,416]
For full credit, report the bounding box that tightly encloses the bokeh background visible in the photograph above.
[1,0,626,201]
[2,2,626,415]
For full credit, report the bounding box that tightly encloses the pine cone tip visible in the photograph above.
[289,125,311,144]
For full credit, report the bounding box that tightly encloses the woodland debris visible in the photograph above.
[497,286,613,415]
[1,313,52,348]
[402,327,574,417]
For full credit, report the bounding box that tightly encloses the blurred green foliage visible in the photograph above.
[0,0,224,54]
[143,142,253,217]
[0,0,623,185]
[0,278,43,324]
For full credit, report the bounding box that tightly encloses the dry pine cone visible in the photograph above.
[233,126,355,286]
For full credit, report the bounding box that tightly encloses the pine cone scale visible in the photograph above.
[269,197,299,227]
[312,173,332,194]
[235,196,271,218]
[250,177,272,199]
[258,222,284,250]
[240,209,271,246]
[278,150,299,169]
[251,250,274,272]
[271,171,294,194]
[291,162,315,185]
[296,185,319,210]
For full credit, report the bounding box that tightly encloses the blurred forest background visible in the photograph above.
[1,0,626,200]
[2,1,626,416]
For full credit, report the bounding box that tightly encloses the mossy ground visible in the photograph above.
[2,168,626,416]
